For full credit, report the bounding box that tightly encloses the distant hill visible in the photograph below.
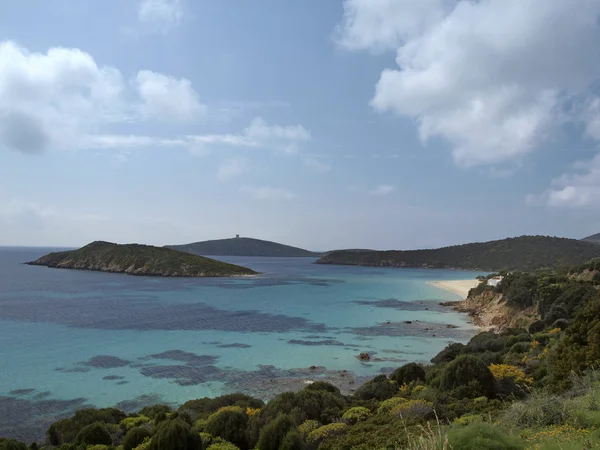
[166,237,320,257]
[583,233,600,244]
[316,236,600,271]
[27,241,257,277]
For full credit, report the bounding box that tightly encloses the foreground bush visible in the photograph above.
[390,363,426,385]
[257,414,295,450]
[342,407,372,424]
[447,423,524,450]
[441,355,496,398]
[204,407,248,450]
[122,426,152,450]
[149,419,201,450]
[74,423,112,447]
[306,423,348,445]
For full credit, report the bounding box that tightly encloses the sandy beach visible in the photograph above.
[428,279,480,299]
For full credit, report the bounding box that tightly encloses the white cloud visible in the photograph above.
[135,70,205,122]
[304,155,331,172]
[240,186,297,200]
[335,0,447,52]
[371,184,395,196]
[137,0,184,34]
[337,0,600,167]
[217,157,249,181]
[0,41,209,154]
[528,153,600,208]
[243,117,311,154]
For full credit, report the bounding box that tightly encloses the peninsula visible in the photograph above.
[316,235,600,271]
[26,241,257,277]
[166,236,321,258]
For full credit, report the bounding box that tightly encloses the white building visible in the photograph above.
[487,276,503,287]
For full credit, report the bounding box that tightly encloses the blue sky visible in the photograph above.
[1,0,600,250]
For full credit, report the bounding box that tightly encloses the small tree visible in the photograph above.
[390,363,426,385]
[74,423,112,447]
[441,355,496,398]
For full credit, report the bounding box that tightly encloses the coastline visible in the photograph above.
[428,279,479,299]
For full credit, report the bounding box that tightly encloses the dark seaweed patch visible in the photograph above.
[102,375,125,381]
[81,355,131,368]
[217,343,252,349]
[147,350,219,366]
[8,389,35,396]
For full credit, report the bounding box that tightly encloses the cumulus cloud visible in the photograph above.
[0,41,208,154]
[135,70,205,121]
[336,0,600,167]
[217,157,249,181]
[137,0,184,34]
[371,184,395,196]
[528,153,600,208]
[240,186,297,200]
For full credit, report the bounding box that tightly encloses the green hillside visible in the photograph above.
[583,232,600,244]
[317,235,600,271]
[167,237,320,257]
[27,241,257,277]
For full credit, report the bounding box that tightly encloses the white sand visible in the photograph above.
[428,279,480,299]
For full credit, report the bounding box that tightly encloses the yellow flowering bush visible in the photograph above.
[531,340,539,349]
[120,415,151,430]
[489,364,533,385]
[377,396,408,415]
[548,328,562,336]
[342,406,372,424]
[390,400,433,419]
[245,407,260,417]
[306,423,348,444]
[521,424,589,445]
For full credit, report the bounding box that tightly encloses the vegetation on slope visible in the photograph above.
[166,237,320,258]
[27,241,257,277]
[582,232,600,244]
[317,235,600,271]
[7,259,600,449]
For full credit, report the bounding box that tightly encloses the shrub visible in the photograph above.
[354,375,398,401]
[431,342,465,364]
[342,407,372,424]
[304,381,341,394]
[441,355,496,398]
[505,334,532,349]
[502,391,573,428]
[447,423,524,450]
[86,446,113,450]
[466,332,506,354]
[179,394,263,421]
[529,320,545,334]
[149,419,202,450]
[508,342,530,354]
[204,407,248,450]
[206,441,240,450]
[390,363,426,385]
[298,419,320,438]
[257,414,295,450]
[390,400,433,419]
[489,364,532,386]
[551,318,569,330]
[120,415,151,431]
[0,439,27,450]
[453,414,484,426]
[279,430,302,450]
[122,427,152,450]
[47,408,126,445]
[377,397,408,415]
[306,423,348,445]
[139,405,173,420]
[74,423,112,447]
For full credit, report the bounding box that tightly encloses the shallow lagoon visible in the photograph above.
[0,248,483,440]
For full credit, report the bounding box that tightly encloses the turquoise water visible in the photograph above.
[0,248,483,441]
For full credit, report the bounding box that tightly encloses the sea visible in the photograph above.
[0,247,484,442]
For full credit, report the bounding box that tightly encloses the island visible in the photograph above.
[26,241,257,277]
[166,236,321,257]
[316,235,600,271]
[583,232,600,244]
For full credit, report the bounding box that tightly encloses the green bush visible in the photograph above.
[447,423,524,449]
[179,393,263,421]
[304,381,341,394]
[466,332,505,354]
[204,408,248,450]
[342,407,372,424]
[306,423,348,445]
[441,355,496,398]
[47,408,126,445]
[149,419,202,450]
[257,414,295,450]
[431,343,465,364]
[298,419,320,437]
[74,423,113,447]
[0,439,27,450]
[120,415,151,431]
[390,363,426,385]
[377,397,407,415]
[206,441,240,450]
[389,400,433,419]
[354,375,398,401]
[122,427,152,450]
[139,405,173,420]
[529,320,545,334]
[279,430,302,450]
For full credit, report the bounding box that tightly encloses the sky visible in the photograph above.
[2,0,600,251]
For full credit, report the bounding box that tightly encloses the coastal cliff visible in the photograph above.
[452,289,539,332]
[27,241,257,277]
